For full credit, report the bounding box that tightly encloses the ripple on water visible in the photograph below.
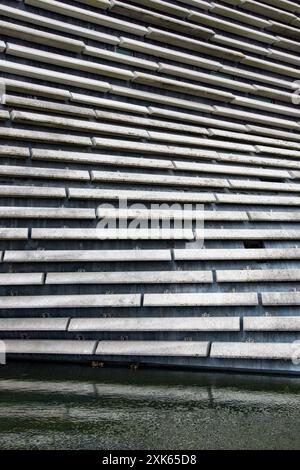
[0,363,299,450]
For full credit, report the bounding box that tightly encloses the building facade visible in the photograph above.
[0,0,300,374]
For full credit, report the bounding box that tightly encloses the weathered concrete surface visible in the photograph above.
[4,340,96,355]
[95,341,210,357]
[0,318,69,331]
[210,342,297,360]
[174,248,300,261]
[0,207,95,219]
[217,269,300,283]
[0,294,141,309]
[46,270,213,285]
[4,250,172,263]
[144,293,258,307]
[69,317,240,332]
[244,317,300,331]
[0,273,43,285]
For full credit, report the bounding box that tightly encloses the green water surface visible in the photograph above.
[0,363,299,450]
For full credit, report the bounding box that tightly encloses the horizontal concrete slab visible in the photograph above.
[247,122,300,138]
[26,0,148,35]
[209,2,272,28]
[132,71,235,102]
[96,208,248,221]
[95,341,210,357]
[85,45,158,71]
[6,95,96,118]
[217,269,300,283]
[91,170,228,189]
[71,92,147,114]
[0,318,69,331]
[229,179,300,193]
[213,105,298,129]
[210,342,297,360]
[257,145,300,157]
[0,3,119,45]
[0,164,89,181]
[0,207,95,219]
[117,3,214,37]
[114,83,214,113]
[233,96,300,118]
[12,110,148,138]
[0,19,85,52]
[7,44,134,81]
[0,59,110,96]
[158,62,252,93]
[174,248,300,261]
[119,35,218,68]
[4,250,172,263]
[189,10,275,43]
[4,340,96,355]
[0,146,30,158]
[0,229,28,240]
[93,138,218,159]
[240,1,297,23]
[149,106,245,131]
[144,292,258,307]
[219,152,300,171]
[214,33,269,55]
[126,0,190,19]
[94,109,209,135]
[0,273,44,285]
[248,211,300,222]
[0,294,141,309]
[146,26,244,61]
[147,131,254,151]
[69,317,240,332]
[46,271,213,285]
[4,77,71,100]
[32,228,195,240]
[0,185,66,199]
[174,160,290,179]
[244,316,300,332]
[32,148,175,171]
[216,193,300,206]
[69,187,216,203]
[262,292,300,306]
[0,110,9,120]
[198,229,300,240]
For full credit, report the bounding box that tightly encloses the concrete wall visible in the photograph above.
[0,0,300,374]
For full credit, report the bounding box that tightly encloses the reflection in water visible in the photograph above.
[0,362,299,450]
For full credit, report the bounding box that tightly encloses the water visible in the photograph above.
[0,362,299,450]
